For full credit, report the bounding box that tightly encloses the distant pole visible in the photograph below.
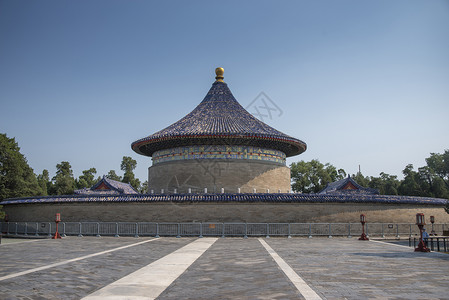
[359,165,361,174]
[430,216,436,236]
[52,213,62,239]
[359,214,369,240]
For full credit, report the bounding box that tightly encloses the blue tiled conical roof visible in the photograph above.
[132,70,306,157]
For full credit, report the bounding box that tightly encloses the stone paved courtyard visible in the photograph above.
[0,236,448,299]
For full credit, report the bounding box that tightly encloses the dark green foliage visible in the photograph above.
[398,164,423,196]
[367,173,400,195]
[75,168,98,189]
[120,156,141,191]
[37,169,51,196]
[50,161,75,195]
[106,170,122,181]
[351,172,370,187]
[290,159,346,193]
[139,181,148,194]
[396,156,449,200]
[426,150,449,189]
[292,151,449,208]
[0,133,43,200]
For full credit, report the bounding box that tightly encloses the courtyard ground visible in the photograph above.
[0,236,448,299]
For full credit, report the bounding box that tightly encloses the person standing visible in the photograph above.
[422,228,430,247]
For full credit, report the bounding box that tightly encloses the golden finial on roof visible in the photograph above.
[215,67,224,82]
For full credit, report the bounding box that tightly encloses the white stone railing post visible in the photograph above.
[96,222,101,237]
[78,222,83,237]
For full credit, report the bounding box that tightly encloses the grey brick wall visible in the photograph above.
[148,160,291,194]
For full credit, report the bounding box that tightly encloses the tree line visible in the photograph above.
[291,151,449,200]
[1,132,448,205]
[0,133,147,201]
[35,158,148,196]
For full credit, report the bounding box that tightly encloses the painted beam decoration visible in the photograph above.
[152,145,286,165]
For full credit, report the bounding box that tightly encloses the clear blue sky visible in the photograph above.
[1,1,448,183]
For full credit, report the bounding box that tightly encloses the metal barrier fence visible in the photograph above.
[409,237,449,252]
[1,222,448,238]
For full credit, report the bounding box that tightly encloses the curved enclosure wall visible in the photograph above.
[3,202,448,224]
[148,159,291,194]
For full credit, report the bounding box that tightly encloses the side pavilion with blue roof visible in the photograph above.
[74,176,138,195]
[319,175,379,195]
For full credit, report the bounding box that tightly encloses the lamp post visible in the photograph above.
[359,214,369,240]
[414,213,430,252]
[430,215,436,236]
[52,213,62,239]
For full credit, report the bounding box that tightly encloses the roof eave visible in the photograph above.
[132,134,306,157]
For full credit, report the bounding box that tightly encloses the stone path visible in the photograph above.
[82,238,218,299]
[0,237,448,299]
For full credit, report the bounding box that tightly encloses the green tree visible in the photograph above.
[50,161,75,195]
[37,169,51,196]
[75,168,97,189]
[351,171,370,187]
[425,150,449,213]
[139,180,148,194]
[291,159,345,193]
[426,150,449,189]
[106,170,122,181]
[0,133,43,200]
[416,166,449,199]
[0,205,5,220]
[395,151,449,200]
[368,172,400,195]
[120,156,141,190]
[431,177,449,199]
[398,164,423,196]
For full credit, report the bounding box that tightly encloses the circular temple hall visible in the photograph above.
[131,68,306,194]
